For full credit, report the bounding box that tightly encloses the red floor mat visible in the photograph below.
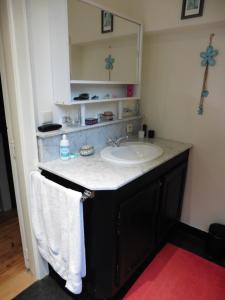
[124,244,225,300]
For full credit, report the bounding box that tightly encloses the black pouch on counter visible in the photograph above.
[38,123,62,132]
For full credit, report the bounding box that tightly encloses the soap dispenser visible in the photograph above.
[60,134,70,160]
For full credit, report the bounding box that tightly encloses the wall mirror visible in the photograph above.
[68,0,142,83]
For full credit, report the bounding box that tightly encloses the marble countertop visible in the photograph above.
[38,138,192,191]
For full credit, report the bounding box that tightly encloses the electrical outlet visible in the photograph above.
[127,123,133,134]
[41,111,53,124]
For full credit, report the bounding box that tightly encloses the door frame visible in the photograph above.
[0,27,29,268]
[0,76,17,211]
[0,0,48,279]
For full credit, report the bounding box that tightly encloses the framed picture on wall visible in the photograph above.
[181,0,205,19]
[101,10,113,33]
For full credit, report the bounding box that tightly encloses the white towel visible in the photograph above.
[30,171,86,294]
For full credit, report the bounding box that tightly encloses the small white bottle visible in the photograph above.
[60,134,70,160]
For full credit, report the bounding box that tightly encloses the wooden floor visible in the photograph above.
[0,210,35,300]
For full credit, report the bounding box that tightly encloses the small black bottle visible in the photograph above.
[142,124,147,138]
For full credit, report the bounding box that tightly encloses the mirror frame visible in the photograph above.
[70,0,143,83]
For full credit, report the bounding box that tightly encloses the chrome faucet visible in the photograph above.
[107,136,128,147]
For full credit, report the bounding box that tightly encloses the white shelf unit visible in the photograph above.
[70,80,139,85]
[55,81,141,127]
[55,96,139,105]
[37,115,142,139]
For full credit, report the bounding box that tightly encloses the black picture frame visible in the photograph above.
[101,10,113,34]
[181,0,204,19]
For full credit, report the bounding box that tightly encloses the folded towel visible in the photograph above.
[30,171,86,294]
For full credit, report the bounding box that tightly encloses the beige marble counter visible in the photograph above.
[39,138,192,191]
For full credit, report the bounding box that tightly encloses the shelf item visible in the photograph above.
[100,112,114,122]
[73,93,89,100]
[37,116,142,139]
[55,97,140,106]
[38,123,62,132]
[79,145,95,157]
[85,118,98,126]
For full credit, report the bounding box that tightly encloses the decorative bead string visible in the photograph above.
[198,33,218,115]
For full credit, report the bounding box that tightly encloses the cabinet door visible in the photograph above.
[117,181,160,286]
[158,163,187,243]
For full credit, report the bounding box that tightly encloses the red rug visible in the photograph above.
[124,244,225,300]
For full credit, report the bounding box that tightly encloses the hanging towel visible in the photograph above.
[30,171,86,294]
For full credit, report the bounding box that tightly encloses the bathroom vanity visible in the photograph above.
[27,1,191,298]
[39,138,191,299]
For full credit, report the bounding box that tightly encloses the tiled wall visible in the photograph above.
[38,119,141,162]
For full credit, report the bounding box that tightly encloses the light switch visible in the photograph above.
[127,123,133,134]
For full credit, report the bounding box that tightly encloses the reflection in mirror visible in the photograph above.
[68,0,140,82]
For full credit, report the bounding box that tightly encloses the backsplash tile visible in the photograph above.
[38,119,141,162]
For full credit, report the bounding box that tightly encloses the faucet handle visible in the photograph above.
[115,135,128,146]
[107,137,116,146]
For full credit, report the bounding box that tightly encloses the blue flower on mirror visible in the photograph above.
[105,54,115,70]
[200,45,218,67]
[105,54,115,81]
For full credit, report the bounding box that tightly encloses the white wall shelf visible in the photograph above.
[55,97,140,106]
[37,115,142,139]
[70,80,139,85]
[57,79,141,126]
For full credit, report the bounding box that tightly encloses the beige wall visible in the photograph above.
[89,0,140,20]
[70,35,137,81]
[68,0,140,45]
[142,25,225,231]
[139,0,225,32]
[92,0,225,33]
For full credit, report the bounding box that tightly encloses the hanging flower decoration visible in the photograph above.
[200,45,218,67]
[198,34,219,115]
[105,54,115,71]
[105,54,115,81]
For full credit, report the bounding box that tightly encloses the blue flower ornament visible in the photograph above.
[200,45,218,66]
[201,90,209,98]
[105,55,115,70]
[197,34,219,115]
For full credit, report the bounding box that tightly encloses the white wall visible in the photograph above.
[26,0,71,125]
[26,0,54,125]
[142,24,225,232]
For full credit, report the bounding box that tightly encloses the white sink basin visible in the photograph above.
[101,142,163,166]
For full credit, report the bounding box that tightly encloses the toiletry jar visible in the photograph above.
[85,118,98,125]
[80,145,95,156]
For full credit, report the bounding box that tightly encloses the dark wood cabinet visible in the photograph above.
[42,149,189,300]
[158,163,187,243]
[117,181,161,287]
